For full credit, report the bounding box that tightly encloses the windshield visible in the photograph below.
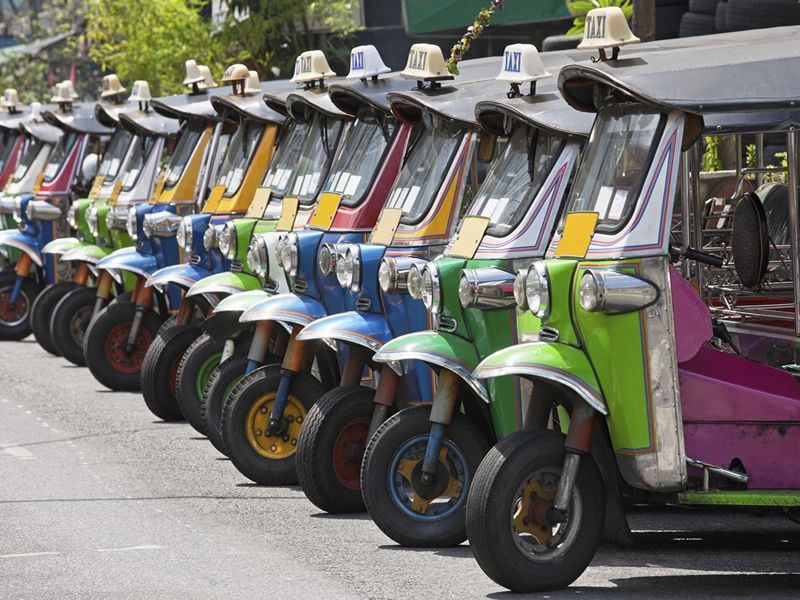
[121,135,156,191]
[164,123,203,189]
[288,112,344,205]
[261,119,307,197]
[0,130,18,172]
[42,131,78,182]
[12,138,44,182]
[565,107,664,234]
[384,124,462,224]
[467,126,563,237]
[98,128,134,181]
[322,116,390,207]
[215,120,265,198]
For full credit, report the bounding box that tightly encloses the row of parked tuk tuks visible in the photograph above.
[0,8,798,592]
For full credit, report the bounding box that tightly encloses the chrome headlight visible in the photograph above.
[87,205,99,237]
[278,232,299,278]
[458,273,474,308]
[177,216,193,252]
[246,235,269,277]
[126,206,138,240]
[525,260,550,318]
[11,199,21,223]
[335,245,360,291]
[578,270,600,312]
[218,221,237,260]
[68,203,80,229]
[407,264,423,300]
[578,268,658,314]
[318,243,338,276]
[203,225,218,251]
[459,267,517,310]
[513,268,529,310]
[420,264,441,313]
[378,258,397,293]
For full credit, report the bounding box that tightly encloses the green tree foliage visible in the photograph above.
[86,0,221,96]
[567,0,633,36]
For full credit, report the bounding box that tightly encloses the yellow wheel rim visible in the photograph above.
[245,393,306,460]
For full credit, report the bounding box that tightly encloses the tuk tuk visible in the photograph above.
[83,62,228,391]
[40,79,181,365]
[357,46,593,546]
[220,46,505,487]
[466,10,800,592]
[0,89,29,238]
[138,66,295,421]
[0,81,111,340]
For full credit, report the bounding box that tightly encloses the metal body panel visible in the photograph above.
[97,245,158,282]
[59,243,112,264]
[42,236,82,256]
[145,263,211,290]
[0,228,42,266]
[186,272,263,298]
[240,292,326,327]
[297,310,393,351]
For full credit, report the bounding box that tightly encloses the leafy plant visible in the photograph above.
[566,0,633,36]
[702,135,723,172]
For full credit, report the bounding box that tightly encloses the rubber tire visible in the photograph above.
[689,0,718,14]
[715,1,728,30]
[466,430,605,593]
[222,364,324,485]
[31,281,78,355]
[83,301,163,391]
[50,286,97,366]
[679,11,717,36]
[360,404,490,548]
[0,273,42,341]
[726,0,800,29]
[201,352,250,455]
[296,386,375,514]
[140,321,200,421]
[175,332,224,434]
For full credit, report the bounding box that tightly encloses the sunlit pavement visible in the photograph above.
[0,338,798,599]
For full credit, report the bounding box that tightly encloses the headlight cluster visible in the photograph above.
[408,263,441,313]
[318,243,339,277]
[126,207,138,240]
[577,268,658,314]
[177,216,193,252]
[68,204,80,229]
[520,260,550,319]
[378,257,423,294]
[246,235,269,277]
[203,225,219,251]
[335,245,361,291]
[218,222,237,260]
[277,232,299,278]
[87,205,99,237]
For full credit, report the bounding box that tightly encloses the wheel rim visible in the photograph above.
[0,285,29,327]
[68,305,93,346]
[510,466,583,563]
[244,393,306,460]
[332,416,370,490]
[388,434,468,521]
[195,352,222,399]
[103,322,154,374]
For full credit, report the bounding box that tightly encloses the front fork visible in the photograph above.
[125,276,154,353]
[367,365,399,440]
[550,401,596,522]
[9,253,32,306]
[420,369,461,486]
[92,271,115,317]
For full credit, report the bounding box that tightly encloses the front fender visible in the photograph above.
[146,263,212,290]
[474,342,607,415]
[186,271,262,298]
[240,293,326,327]
[297,311,392,353]
[374,331,489,403]
[0,228,42,266]
[97,247,158,283]
[42,237,82,257]
[60,243,112,265]
[202,289,270,338]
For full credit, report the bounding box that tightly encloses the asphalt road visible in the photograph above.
[0,337,799,599]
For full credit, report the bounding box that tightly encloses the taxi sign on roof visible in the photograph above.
[347,45,391,80]
[496,44,551,85]
[197,65,217,90]
[128,80,152,103]
[1,88,21,111]
[100,74,126,98]
[578,6,640,52]
[222,63,250,83]
[183,59,206,86]
[50,81,77,104]
[292,50,336,85]
[401,43,453,82]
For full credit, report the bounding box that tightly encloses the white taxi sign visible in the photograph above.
[50,80,78,104]
[496,44,551,85]
[292,50,336,85]
[578,7,640,51]
[197,65,217,90]
[401,43,452,82]
[128,80,152,103]
[222,63,250,83]
[183,59,205,86]
[100,74,126,98]
[347,45,391,79]
[244,70,261,94]
[1,88,21,111]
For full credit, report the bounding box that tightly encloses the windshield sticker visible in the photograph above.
[607,189,628,220]
[370,207,403,245]
[449,216,490,259]
[594,186,613,220]
[246,187,272,218]
[122,169,140,189]
[276,196,299,231]
[343,175,361,197]
[554,212,599,258]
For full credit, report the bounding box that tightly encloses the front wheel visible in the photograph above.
[296,386,375,514]
[51,286,97,365]
[83,301,163,391]
[175,332,223,434]
[0,272,41,341]
[31,281,78,354]
[360,404,489,547]
[222,364,323,485]
[201,351,249,455]
[466,430,605,593]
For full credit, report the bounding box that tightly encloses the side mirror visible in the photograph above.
[81,153,99,182]
[477,132,497,164]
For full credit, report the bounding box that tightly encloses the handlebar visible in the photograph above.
[670,245,725,268]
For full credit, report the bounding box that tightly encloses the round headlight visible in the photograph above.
[246,236,268,277]
[408,264,422,300]
[279,233,299,277]
[177,216,192,252]
[318,244,337,276]
[458,273,474,308]
[25,201,34,220]
[378,258,397,293]
[203,225,217,251]
[513,268,529,310]
[11,200,21,223]
[68,204,79,229]
[246,242,258,273]
[335,246,360,291]
[126,207,138,240]
[87,205,99,237]
[578,270,600,312]
[420,265,441,313]
[525,261,550,318]
[104,210,114,230]
[218,222,237,260]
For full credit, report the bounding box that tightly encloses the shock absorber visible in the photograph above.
[420,369,461,486]
[268,325,308,434]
